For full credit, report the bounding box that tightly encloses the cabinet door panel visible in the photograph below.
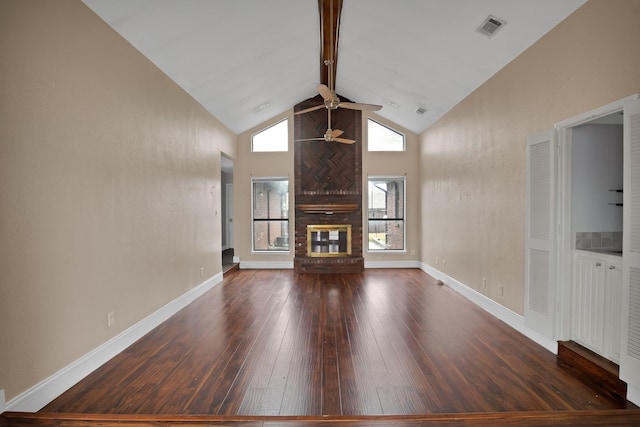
[572,254,606,354]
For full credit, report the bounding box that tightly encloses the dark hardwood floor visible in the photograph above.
[6,269,638,425]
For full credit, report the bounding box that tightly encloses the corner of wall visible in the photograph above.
[1,389,5,414]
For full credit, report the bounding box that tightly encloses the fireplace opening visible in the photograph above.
[307,225,351,257]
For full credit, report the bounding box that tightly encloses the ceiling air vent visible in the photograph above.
[415,107,427,115]
[477,15,506,38]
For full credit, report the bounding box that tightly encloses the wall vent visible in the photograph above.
[477,15,506,38]
[415,107,427,115]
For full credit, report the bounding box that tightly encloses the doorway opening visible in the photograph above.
[541,93,640,404]
[565,111,623,364]
[221,154,237,274]
[555,101,628,352]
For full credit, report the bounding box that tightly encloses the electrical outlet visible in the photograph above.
[498,284,504,296]
[107,311,115,328]
[442,260,446,267]
[200,267,204,277]
[482,278,487,289]
[410,249,416,255]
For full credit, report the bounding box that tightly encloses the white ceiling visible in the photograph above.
[82,0,586,135]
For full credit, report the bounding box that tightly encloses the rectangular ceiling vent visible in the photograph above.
[477,15,506,38]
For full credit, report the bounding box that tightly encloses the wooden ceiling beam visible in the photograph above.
[318,0,342,89]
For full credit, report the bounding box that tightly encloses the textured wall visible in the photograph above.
[419,0,640,314]
[0,0,236,402]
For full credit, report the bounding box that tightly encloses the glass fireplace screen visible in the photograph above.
[306,225,352,257]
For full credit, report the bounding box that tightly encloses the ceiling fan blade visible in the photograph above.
[294,104,325,115]
[317,83,333,101]
[296,137,325,142]
[338,101,382,112]
[334,137,356,144]
[330,129,344,138]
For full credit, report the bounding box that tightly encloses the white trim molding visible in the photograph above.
[0,389,5,414]
[238,260,422,270]
[627,384,640,407]
[420,263,558,354]
[6,273,224,413]
[365,260,421,269]
[240,261,294,269]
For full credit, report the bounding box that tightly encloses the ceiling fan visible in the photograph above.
[295,0,382,143]
[296,107,355,144]
[294,60,383,116]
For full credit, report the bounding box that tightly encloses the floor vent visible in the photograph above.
[477,15,506,38]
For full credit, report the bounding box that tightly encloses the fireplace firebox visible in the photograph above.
[307,225,351,257]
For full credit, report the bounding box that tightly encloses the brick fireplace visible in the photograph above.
[293,94,364,273]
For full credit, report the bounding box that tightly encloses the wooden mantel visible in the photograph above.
[297,203,358,214]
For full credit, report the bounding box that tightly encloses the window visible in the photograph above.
[252,178,289,251]
[368,119,405,151]
[367,177,405,251]
[252,119,288,152]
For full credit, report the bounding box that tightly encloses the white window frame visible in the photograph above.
[251,177,290,253]
[251,119,289,152]
[367,175,406,252]
[367,119,405,152]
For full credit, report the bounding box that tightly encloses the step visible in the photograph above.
[3,410,640,427]
[557,340,627,402]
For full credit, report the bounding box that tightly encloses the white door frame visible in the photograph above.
[225,183,234,250]
[554,94,638,341]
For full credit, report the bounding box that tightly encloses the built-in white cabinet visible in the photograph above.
[572,251,622,363]
[604,258,622,363]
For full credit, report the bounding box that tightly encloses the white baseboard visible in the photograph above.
[365,260,420,269]
[237,260,421,270]
[240,261,294,269]
[420,263,558,354]
[627,384,640,406]
[6,273,223,413]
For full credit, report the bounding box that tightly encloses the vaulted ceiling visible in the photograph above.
[82,0,586,135]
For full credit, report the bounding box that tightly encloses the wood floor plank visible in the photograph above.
[278,279,323,415]
[41,269,637,418]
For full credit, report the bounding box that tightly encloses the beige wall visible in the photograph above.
[234,110,419,265]
[363,112,420,262]
[0,0,236,401]
[235,111,296,264]
[419,0,640,314]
